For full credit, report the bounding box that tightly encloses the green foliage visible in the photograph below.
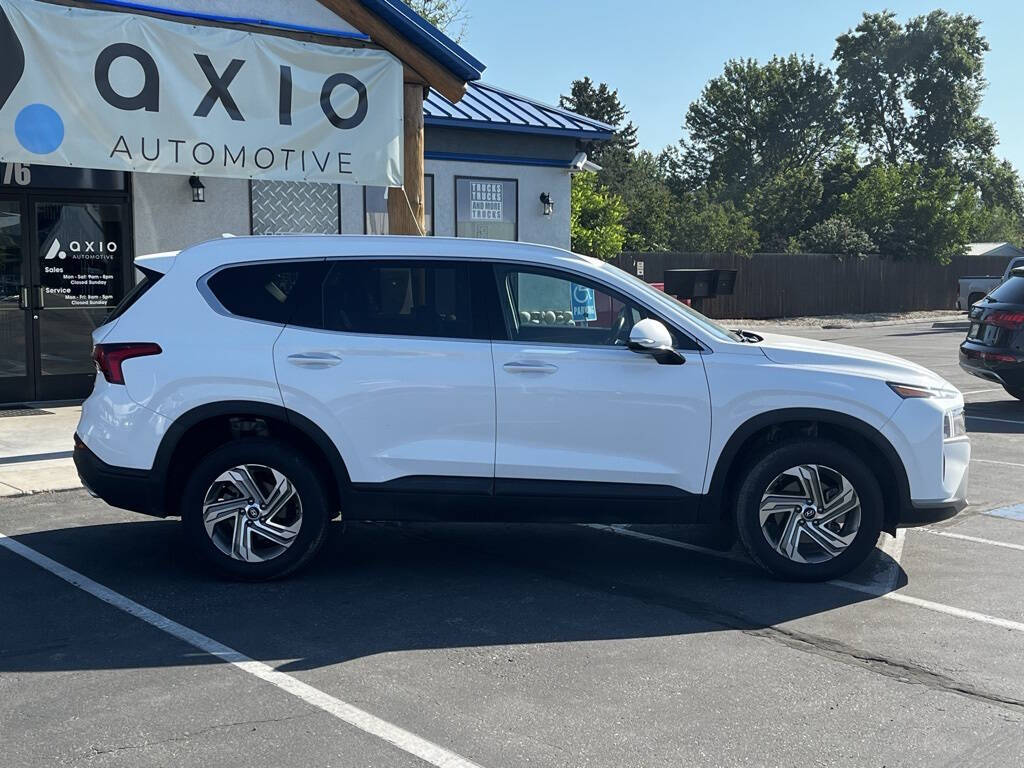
[570,173,627,261]
[834,10,994,166]
[839,163,976,263]
[404,0,467,41]
[682,55,847,192]
[560,77,638,166]
[561,8,1021,263]
[671,193,760,256]
[789,216,877,257]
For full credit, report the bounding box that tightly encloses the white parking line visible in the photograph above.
[972,458,1024,468]
[915,527,1024,553]
[960,388,1003,396]
[0,532,484,768]
[582,525,1024,635]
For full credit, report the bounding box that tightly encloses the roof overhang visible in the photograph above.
[316,0,484,102]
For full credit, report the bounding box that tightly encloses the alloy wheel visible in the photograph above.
[758,464,862,564]
[202,464,303,563]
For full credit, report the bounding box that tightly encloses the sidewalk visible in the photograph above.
[0,406,82,497]
[720,309,966,330]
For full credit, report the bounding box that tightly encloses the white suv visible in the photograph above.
[75,236,970,581]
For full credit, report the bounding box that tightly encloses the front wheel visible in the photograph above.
[1004,385,1024,402]
[181,438,331,580]
[734,440,884,581]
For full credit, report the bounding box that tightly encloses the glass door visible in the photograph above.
[0,196,33,404]
[31,200,129,401]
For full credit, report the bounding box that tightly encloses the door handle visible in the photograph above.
[287,352,342,369]
[19,287,28,309]
[503,361,559,374]
[35,286,43,308]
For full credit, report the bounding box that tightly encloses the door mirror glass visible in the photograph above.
[628,319,685,365]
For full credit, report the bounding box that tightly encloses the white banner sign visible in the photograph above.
[0,0,403,186]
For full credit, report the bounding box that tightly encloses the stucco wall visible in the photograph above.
[339,160,572,249]
[132,173,251,255]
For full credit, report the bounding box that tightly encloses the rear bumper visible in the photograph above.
[73,434,164,517]
[959,345,1024,387]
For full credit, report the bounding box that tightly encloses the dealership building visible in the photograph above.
[0,0,610,405]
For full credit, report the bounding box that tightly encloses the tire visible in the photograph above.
[1004,385,1024,402]
[181,438,331,580]
[734,439,884,582]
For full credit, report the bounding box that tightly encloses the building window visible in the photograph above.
[455,177,518,241]
[364,175,434,235]
[251,180,340,234]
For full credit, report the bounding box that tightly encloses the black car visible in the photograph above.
[960,267,1024,401]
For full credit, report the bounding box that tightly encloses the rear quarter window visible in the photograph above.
[207,261,326,324]
[987,275,1024,305]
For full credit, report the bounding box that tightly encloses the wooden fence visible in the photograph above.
[615,252,1016,320]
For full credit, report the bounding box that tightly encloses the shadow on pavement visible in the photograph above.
[966,400,1024,434]
[0,518,906,674]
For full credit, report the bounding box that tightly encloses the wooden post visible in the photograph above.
[387,83,425,235]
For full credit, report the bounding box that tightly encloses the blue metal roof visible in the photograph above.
[424,82,615,140]
[357,0,486,83]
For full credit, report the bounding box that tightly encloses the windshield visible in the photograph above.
[611,266,743,343]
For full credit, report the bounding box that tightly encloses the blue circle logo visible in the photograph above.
[15,103,64,154]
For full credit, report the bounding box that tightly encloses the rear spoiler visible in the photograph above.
[135,251,179,279]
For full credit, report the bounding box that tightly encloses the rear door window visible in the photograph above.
[207,261,326,324]
[987,276,1024,304]
[321,260,482,340]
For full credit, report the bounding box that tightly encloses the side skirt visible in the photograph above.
[345,476,703,524]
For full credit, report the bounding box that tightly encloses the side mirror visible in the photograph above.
[628,319,685,365]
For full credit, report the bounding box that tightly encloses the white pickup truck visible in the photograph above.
[957,256,1024,310]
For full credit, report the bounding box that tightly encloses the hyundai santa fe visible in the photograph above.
[74,236,970,581]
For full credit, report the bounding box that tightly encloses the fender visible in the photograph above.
[151,400,350,510]
[705,407,911,532]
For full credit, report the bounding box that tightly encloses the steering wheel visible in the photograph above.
[607,307,631,345]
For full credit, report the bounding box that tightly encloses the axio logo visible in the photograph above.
[44,239,67,260]
[0,6,65,155]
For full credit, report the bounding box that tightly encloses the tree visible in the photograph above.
[681,55,847,193]
[840,163,976,263]
[834,10,995,168]
[834,11,910,164]
[404,0,467,41]
[670,192,760,256]
[599,150,676,252]
[789,216,876,257]
[560,77,638,166]
[570,173,627,260]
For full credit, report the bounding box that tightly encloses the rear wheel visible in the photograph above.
[734,440,884,581]
[1004,385,1024,402]
[181,438,331,580]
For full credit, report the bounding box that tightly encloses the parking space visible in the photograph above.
[2,319,1023,767]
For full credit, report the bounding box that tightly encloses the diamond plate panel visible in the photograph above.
[251,180,340,234]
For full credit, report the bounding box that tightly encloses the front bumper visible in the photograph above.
[74,434,164,517]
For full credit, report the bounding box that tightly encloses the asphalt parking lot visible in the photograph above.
[2,319,1023,767]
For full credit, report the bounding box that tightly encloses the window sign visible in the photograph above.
[570,283,597,323]
[456,177,517,241]
[37,203,125,309]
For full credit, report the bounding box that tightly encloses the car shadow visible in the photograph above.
[0,518,906,675]
[965,400,1024,433]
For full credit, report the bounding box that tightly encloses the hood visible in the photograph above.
[755,332,953,390]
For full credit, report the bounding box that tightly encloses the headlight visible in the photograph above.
[888,381,958,399]
[944,407,967,439]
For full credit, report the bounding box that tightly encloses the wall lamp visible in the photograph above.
[189,175,205,204]
[539,192,554,216]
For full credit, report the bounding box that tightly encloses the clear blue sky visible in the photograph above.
[460,0,1024,170]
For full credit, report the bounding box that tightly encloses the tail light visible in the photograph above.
[986,310,1024,329]
[92,343,162,384]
